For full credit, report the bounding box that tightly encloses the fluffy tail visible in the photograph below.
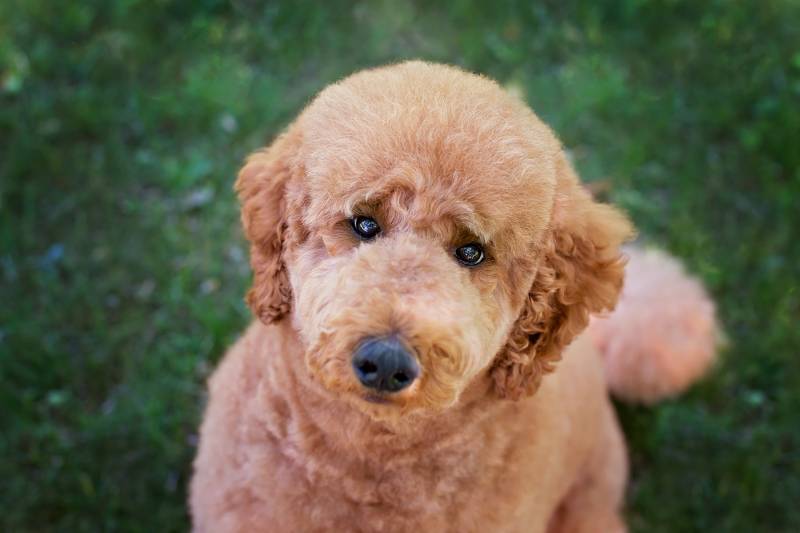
[587,246,721,404]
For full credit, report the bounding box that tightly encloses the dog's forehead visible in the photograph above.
[297,62,560,240]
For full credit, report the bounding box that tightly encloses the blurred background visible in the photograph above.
[2,1,799,531]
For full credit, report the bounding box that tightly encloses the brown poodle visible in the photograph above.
[190,61,718,532]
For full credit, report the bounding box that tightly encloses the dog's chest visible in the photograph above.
[264,423,541,532]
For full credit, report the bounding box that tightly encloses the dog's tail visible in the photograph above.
[587,247,721,404]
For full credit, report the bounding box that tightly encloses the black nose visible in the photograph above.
[352,336,419,393]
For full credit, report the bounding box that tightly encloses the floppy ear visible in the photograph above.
[235,128,301,324]
[491,154,635,400]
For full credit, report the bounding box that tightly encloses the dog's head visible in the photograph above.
[237,62,633,418]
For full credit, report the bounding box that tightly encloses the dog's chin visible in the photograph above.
[351,381,468,423]
[308,368,457,422]
[346,391,455,425]
[312,372,433,417]
[361,392,392,405]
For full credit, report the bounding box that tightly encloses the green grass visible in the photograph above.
[2,1,799,531]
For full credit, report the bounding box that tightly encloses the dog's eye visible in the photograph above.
[351,216,381,240]
[455,243,485,266]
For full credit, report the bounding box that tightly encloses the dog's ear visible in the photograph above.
[235,128,301,324]
[491,153,634,400]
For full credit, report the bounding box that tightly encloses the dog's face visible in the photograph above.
[237,62,632,419]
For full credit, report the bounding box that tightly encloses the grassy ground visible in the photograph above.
[2,1,799,531]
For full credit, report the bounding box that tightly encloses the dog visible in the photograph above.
[190,61,718,532]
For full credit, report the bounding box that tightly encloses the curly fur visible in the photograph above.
[492,158,632,400]
[190,61,718,532]
[235,133,299,324]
